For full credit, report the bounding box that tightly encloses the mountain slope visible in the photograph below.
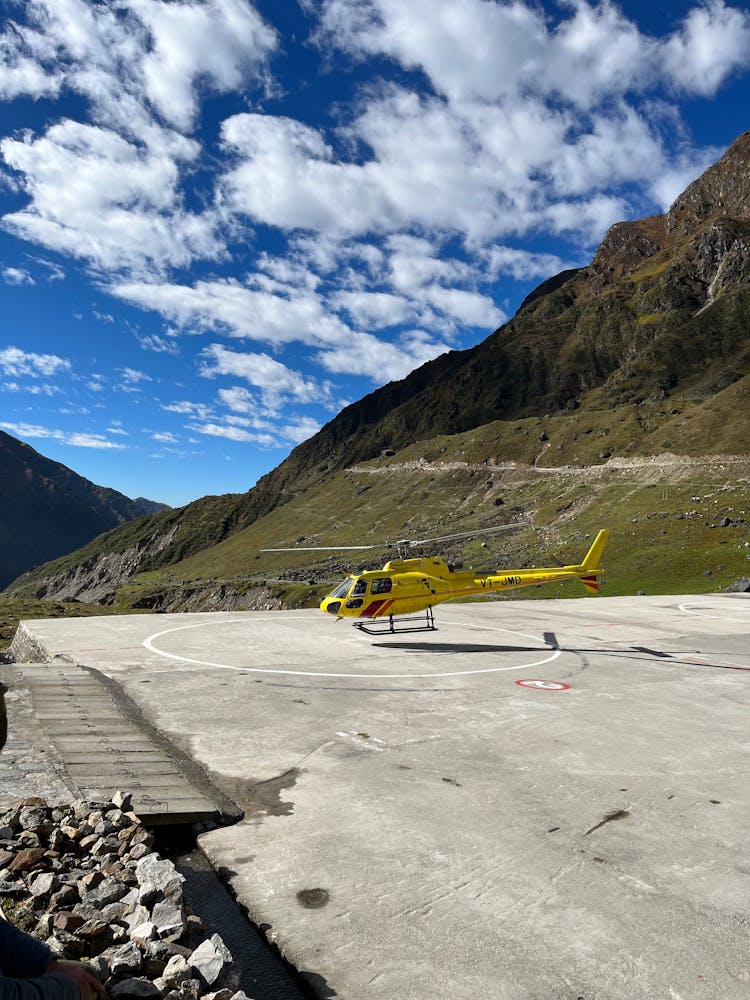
[4,131,750,602]
[0,430,169,588]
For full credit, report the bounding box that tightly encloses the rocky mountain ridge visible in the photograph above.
[0,430,169,589]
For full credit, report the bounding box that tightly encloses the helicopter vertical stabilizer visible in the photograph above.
[574,529,609,594]
[581,529,609,572]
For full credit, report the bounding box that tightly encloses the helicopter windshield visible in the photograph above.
[329,577,355,599]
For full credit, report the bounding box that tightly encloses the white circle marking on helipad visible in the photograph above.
[142,616,562,679]
[678,602,750,625]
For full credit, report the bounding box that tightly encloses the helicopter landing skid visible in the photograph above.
[352,606,437,635]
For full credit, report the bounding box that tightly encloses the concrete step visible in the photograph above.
[4,661,222,824]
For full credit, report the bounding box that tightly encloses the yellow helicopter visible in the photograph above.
[263,527,609,635]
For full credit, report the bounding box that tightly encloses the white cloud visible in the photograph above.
[163,399,216,421]
[384,235,472,291]
[152,430,178,443]
[217,85,655,248]
[67,432,126,449]
[291,234,384,276]
[188,420,276,447]
[650,146,725,210]
[1,0,278,134]
[2,380,60,395]
[544,105,667,198]
[483,245,571,282]
[1,120,222,273]
[663,0,750,96]
[543,194,628,244]
[315,328,450,382]
[120,366,152,384]
[0,1,279,276]
[0,345,71,377]
[0,421,126,448]
[217,385,256,413]
[200,343,334,409]
[0,14,63,101]
[220,113,398,237]
[278,415,322,444]
[420,285,504,327]
[0,54,60,101]
[2,266,35,285]
[137,332,180,354]
[111,276,355,348]
[313,0,750,106]
[331,290,416,330]
[297,0,750,246]
[219,94,544,243]
[127,0,277,131]
[27,255,66,281]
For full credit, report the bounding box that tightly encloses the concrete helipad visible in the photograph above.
[8,594,750,1000]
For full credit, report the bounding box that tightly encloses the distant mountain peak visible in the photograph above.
[0,429,170,589]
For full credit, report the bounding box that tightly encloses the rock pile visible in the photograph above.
[0,793,253,1000]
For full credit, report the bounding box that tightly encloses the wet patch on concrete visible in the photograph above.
[296,888,329,909]
[210,768,301,820]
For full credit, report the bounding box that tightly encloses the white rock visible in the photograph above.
[124,904,151,931]
[159,954,192,989]
[135,855,184,903]
[189,935,231,986]
[151,899,186,939]
[111,790,133,811]
[130,921,157,945]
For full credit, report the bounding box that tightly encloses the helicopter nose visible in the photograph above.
[324,600,341,615]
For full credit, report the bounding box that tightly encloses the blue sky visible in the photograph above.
[1,0,749,507]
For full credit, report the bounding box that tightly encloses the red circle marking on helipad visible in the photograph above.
[515,679,571,691]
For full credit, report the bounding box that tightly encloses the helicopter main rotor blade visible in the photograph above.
[406,524,521,547]
[260,545,385,552]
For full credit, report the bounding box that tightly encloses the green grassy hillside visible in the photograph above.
[84,394,750,613]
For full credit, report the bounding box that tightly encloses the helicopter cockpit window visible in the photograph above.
[351,578,367,597]
[371,577,392,594]
[330,578,354,599]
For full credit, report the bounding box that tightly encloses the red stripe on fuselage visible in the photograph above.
[360,599,393,618]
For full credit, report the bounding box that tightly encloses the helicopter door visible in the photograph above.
[346,577,368,609]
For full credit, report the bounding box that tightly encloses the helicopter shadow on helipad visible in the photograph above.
[371,641,545,654]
